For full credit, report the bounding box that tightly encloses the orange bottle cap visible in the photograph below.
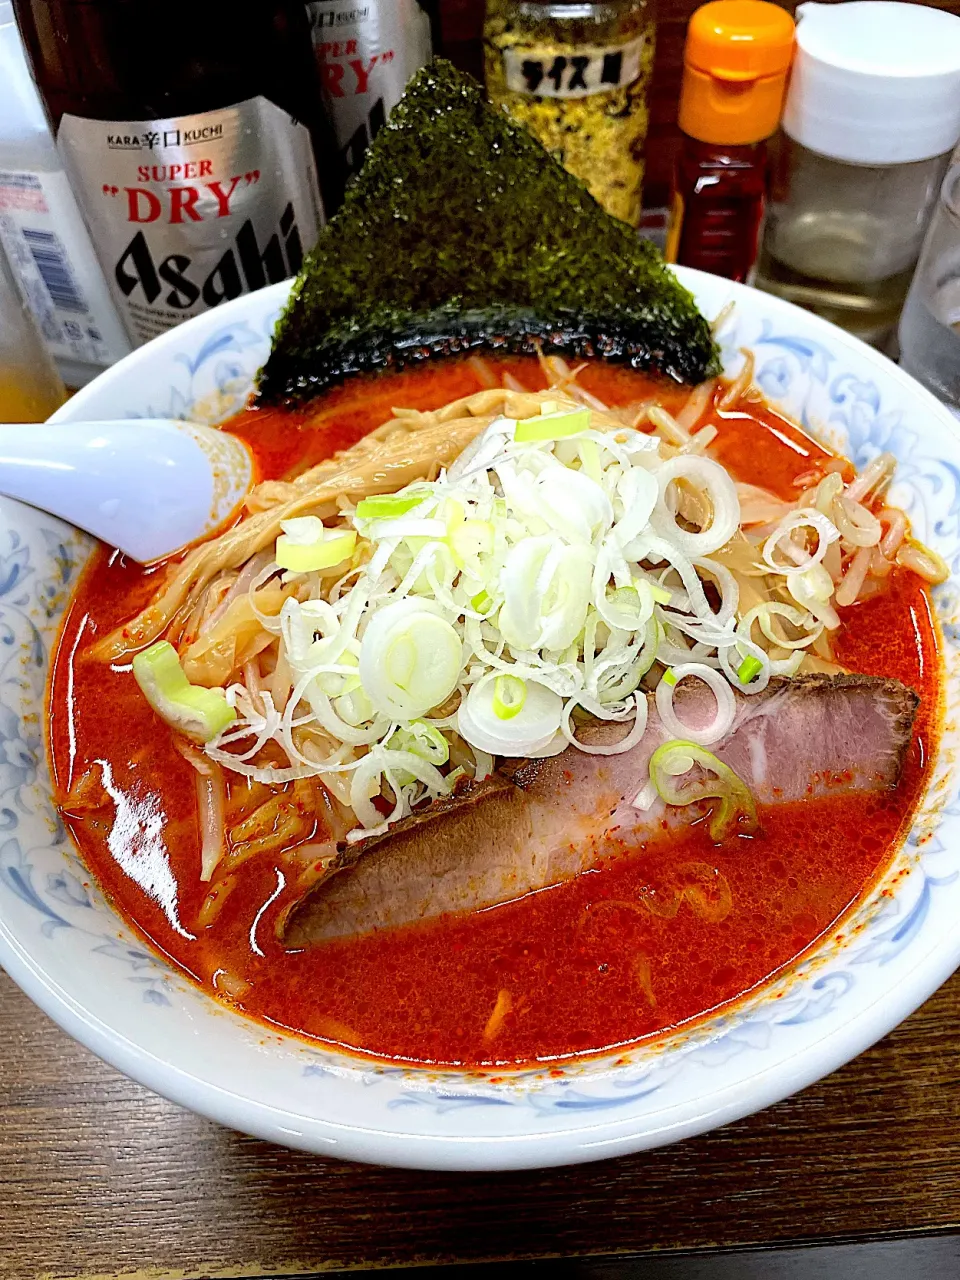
[679,0,796,145]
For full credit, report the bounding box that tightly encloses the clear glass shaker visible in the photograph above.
[899,155,960,410]
[757,140,950,348]
[754,1,960,350]
[0,239,66,422]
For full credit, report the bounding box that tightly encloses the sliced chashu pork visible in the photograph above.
[283,673,918,947]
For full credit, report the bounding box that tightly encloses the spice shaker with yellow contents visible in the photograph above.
[484,0,655,227]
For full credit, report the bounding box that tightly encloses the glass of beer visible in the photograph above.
[0,239,66,422]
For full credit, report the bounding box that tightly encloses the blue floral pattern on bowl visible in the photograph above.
[1,272,959,1169]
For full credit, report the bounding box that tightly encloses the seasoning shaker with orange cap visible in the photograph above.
[665,0,794,283]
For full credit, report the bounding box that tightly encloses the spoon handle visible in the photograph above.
[0,419,252,562]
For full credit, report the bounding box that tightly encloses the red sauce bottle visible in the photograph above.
[665,0,794,284]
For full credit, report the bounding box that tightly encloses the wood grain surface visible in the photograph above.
[4,962,960,1280]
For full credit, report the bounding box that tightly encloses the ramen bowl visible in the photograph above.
[2,269,959,1171]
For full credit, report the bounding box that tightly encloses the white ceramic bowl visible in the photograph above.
[2,270,960,1171]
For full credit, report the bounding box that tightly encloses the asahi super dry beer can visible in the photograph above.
[307,0,434,178]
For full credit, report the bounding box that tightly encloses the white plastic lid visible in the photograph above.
[783,1,960,165]
[0,0,55,148]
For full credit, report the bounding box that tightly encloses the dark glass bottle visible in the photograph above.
[13,0,345,347]
[665,0,793,284]
[420,0,443,53]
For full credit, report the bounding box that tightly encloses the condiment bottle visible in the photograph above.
[12,0,345,350]
[0,0,130,387]
[755,1,960,349]
[0,238,66,422]
[306,0,435,181]
[665,0,794,284]
[483,0,656,228]
[899,147,960,410]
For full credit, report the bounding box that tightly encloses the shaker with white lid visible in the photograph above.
[754,0,960,347]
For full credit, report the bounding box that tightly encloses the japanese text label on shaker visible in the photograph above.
[899,154,960,411]
[665,0,794,284]
[0,0,129,386]
[13,0,345,349]
[484,0,655,228]
[754,1,960,348]
[307,0,433,180]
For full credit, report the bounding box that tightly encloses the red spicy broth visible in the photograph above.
[47,356,941,1067]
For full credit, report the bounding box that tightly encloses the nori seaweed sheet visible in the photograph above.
[257,61,720,405]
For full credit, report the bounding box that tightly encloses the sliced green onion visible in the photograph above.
[611,585,641,609]
[577,438,602,483]
[444,497,466,533]
[651,584,672,606]
[132,640,236,744]
[279,515,324,543]
[355,490,427,521]
[737,655,763,684]
[386,634,416,688]
[458,674,563,756]
[601,584,647,633]
[275,524,356,573]
[662,668,678,687]
[471,589,495,616]
[388,720,450,766]
[515,408,590,443]
[359,599,461,720]
[492,674,527,720]
[383,719,452,787]
[649,739,759,842]
[315,649,362,697]
[403,534,432,555]
[449,518,494,565]
[335,685,374,727]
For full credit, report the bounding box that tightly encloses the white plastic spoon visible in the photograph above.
[0,418,254,562]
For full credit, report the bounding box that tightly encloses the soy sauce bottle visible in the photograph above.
[13,0,345,348]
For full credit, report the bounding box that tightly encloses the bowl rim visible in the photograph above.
[2,267,959,1170]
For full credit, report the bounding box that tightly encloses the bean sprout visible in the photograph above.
[835,545,874,607]
[896,540,950,584]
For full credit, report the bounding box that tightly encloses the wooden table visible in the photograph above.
[4,964,960,1280]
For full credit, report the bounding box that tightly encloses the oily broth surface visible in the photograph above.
[48,356,940,1067]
